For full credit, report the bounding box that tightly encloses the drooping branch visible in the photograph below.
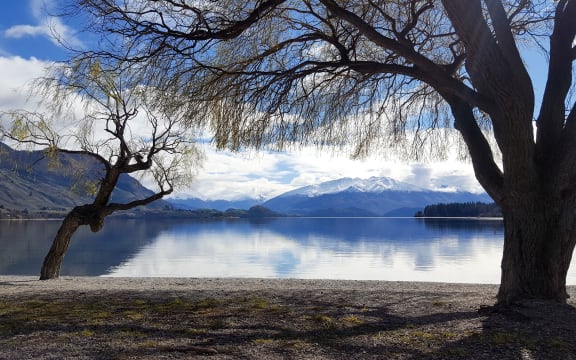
[65,0,548,194]
[51,148,112,172]
[77,0,287,62]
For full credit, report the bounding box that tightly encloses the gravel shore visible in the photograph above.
[0,276,501,296]
[1,277,576,359]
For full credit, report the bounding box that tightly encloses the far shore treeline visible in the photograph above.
[1,201,504,220]
[415,202,502,218]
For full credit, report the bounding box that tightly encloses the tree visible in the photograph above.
[67,0,575,303]
[1,60,202,279]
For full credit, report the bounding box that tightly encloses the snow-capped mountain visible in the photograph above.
[264,176,491,217]
[278,176,426,197]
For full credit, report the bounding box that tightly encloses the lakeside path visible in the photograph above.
[1,277,576,359]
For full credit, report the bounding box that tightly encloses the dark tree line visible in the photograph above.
[417,202,502,218]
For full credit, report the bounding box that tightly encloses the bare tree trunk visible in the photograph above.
[497,196,576,303]
[39,214,81,280]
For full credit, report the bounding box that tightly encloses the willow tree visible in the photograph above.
[69,0,576,303]
[1,60,202,279]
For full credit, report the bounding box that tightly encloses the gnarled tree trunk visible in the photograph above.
[40,204,106,280]
[497,194,576,303]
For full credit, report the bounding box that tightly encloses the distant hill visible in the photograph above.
[262,176,492,217]
[168,197,260,211]
[0,143,171,215]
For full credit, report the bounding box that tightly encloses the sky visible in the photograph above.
[0,1,549,202]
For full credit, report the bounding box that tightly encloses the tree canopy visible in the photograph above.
[50,0,576,302]
[68,1,569,200]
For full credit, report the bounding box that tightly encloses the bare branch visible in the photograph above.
[60,0,559,197]
[104,188,172,214]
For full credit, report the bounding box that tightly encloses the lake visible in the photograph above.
[2,217,575,284]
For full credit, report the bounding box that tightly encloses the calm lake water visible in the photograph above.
[2,217,575,284]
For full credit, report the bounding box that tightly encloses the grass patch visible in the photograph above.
[123,310,144,321]
[77,329,96,337]
[431,300,449,307]
[251,298,270,310]
[310,314,333,324]
[253,338,275,345]
[490,331,521,345]
[342,315,364,325]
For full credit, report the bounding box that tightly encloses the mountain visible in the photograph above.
[0,143,171,213]
[278,177,425,197]
[263,176,492,217]
[167,197,260,211]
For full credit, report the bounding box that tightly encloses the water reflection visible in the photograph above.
[4,217,575,284]
[107,218,507,283]
[0,219,167,276]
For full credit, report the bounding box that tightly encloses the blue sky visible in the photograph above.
[0,1,82,60]
[2,1,552,201]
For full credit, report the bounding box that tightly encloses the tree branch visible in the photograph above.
[445,95,504,203]
[318,0,494,113]
[104,188,172,214]
[485,0,527,73]
[537,0,576,164]
[442,0,536,190]
[52,148,112,172]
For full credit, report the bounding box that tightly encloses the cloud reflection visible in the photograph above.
[107,218,507,284]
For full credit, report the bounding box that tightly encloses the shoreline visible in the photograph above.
[5,276,576,297]
[0,276,504,295]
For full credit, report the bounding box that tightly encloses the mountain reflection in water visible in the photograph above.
[2,217,570,284]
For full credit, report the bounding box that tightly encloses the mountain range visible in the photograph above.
[0,143,492,217]
[261,176,491,216]
[172,176,492,217]
[0,143,170,214]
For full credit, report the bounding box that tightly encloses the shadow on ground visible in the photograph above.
[1,289,575,359]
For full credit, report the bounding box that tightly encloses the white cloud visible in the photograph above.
[3,0,83,50]
[4,24,46,39]
[0,56,51,111]
[176,142,483,201]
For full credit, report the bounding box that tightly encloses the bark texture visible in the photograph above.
[441,0,576,303]
[497,196,576,303]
